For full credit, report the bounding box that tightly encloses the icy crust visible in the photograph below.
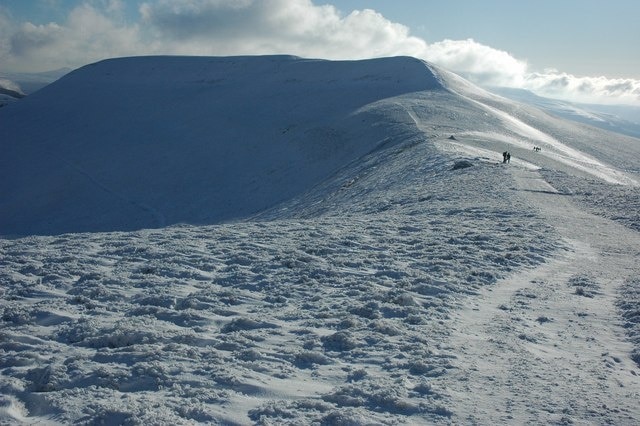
[0,162,560,425]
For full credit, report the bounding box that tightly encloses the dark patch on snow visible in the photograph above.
[452,160,473,170]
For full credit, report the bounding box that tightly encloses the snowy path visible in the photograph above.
[437,166,640,424]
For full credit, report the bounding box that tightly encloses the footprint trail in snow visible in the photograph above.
[439,166,640,424]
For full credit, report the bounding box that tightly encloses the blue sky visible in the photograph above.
[331,0,640,79]
[1,0,639,105]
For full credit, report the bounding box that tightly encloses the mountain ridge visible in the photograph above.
[1,55,638,237]
[489,86,640,138]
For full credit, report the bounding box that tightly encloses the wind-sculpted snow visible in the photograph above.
[618,277,640,366]
[0,161,560,424]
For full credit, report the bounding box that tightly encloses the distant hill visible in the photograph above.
[1,68,71,107]
[489,86,640,139]
[0,79,25,107]
[0,67,72,94]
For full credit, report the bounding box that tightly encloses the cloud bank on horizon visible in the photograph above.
[1,0,639,106]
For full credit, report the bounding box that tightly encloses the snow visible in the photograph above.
[1,55,443,236]
[0,79,24,108]
[1,55,640,424]
[440,168,640,423]
[489,86,640,139]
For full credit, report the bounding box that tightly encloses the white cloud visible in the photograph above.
[423,38,528,87]
[3,4,144,72]
[106,0,125,14]
[523,71,640,105]
[138,0,427,60]
[0,7,15,59]
[0,0,638,105]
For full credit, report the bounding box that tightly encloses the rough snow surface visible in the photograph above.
[1,55,640,424]
[437,168,640,423]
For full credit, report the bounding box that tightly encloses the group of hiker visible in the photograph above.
[502,146,543,163]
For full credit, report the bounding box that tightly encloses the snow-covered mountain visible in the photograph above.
[0,68,71,95]
[1,56,446,236]
[2,55,638,237]
[1,56,639,425]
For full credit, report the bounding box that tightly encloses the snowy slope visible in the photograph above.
[0,68,69,107]
[489,86,640,139]
[1,55,444,236]
[1,56,640,425]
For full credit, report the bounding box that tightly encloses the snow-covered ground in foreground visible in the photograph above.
[1,56,640,424]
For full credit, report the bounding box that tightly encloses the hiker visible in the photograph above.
[507,152,511,163]
[502,151,508,163]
